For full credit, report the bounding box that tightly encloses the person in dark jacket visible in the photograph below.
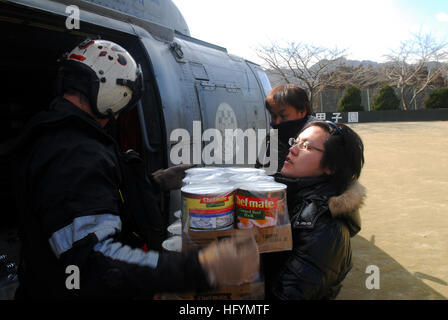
[262,120,366,300]
[10,39,258,299]
[257,84,314,173]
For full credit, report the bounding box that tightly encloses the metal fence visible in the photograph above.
[315,87,435,112]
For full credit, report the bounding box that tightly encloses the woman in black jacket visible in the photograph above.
[262,120,366,300]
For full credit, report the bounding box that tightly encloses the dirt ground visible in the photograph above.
[336,121,448,300]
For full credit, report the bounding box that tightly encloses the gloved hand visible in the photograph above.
[151,164,193,191]
[198,231,259,287]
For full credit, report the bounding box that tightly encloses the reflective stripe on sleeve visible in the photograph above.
[93,238,159,269]
[48,213,122,258]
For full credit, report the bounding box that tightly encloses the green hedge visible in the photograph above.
[424,87,448,109]
[373,85,400,110]
[338,86,364,112]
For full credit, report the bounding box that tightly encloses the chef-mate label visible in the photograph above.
[235,193,278,220]
[234,183,287,229]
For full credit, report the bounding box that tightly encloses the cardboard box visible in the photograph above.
[173,225,291,300]
[177,180,292,300]
[182,224,292,253]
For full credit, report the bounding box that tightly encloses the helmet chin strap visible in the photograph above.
[106,108,118,141]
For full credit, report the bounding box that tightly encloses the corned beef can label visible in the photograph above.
[235,182,287,229]
[181,184,235,231]
[235,193,277,219]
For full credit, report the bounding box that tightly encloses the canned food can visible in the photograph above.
[173,210,181,220]
[235,182,287,229]
[162,236,182,252]
[167,219,182,236]
[224,167,266,175]
[181,184,236,231]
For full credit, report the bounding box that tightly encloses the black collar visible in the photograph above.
[274,174,337,206]
[51,97,103,130]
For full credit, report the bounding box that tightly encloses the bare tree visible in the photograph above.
[384,32,448,110]
[323,64,389,89]
[256,41,346,110]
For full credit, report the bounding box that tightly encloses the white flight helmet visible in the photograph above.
[58,39,143,118]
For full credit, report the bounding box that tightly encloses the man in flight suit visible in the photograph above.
[10,39,258,299]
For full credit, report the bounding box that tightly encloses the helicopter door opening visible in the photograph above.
[0,4,166,237]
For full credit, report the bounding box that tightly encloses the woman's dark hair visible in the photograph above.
[265,84,312,115]
[302,121,365,193]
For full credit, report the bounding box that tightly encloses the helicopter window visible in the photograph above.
[257,70,272,96]
[190,62,209,81]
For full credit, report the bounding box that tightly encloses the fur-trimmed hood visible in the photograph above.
[329,181,366,236]
[274,174,366,237]
[329,181,366,216]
